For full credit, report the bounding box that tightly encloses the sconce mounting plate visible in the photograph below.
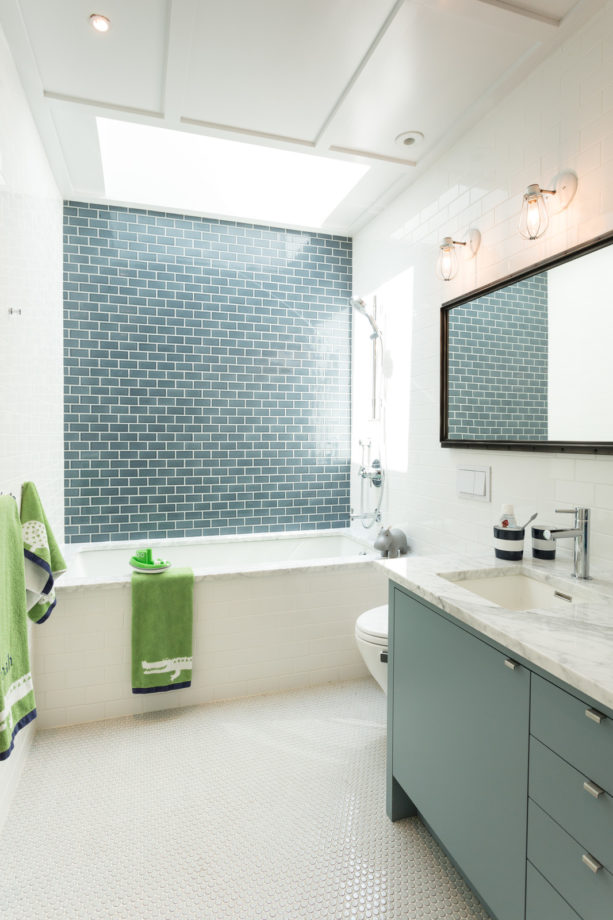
[551,170,578,213]
[463,228,481,260]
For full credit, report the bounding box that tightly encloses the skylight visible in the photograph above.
[96,118,369,229]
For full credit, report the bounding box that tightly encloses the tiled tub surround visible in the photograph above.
[64,203,352,543]
[379,553,613,711]
[447,274,548,441]
[34,531,387,728]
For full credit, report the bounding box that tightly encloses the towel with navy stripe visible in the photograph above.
[20,482,66,623]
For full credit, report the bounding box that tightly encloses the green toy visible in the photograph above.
[129,548,171,574]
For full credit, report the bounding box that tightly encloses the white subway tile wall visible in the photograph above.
[0,34,63,529]
[35,565,388,728]
[0,25,62,832]
[352,1,613,570]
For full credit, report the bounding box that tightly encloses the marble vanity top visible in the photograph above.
[378,553,613,712]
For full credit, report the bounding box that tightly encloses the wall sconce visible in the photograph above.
[436,229,481,281]
[518,171,578,240]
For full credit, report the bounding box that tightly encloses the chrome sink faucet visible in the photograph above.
[544,508,591,579]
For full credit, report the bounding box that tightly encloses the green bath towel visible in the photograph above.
[20,481,66,624]
[0,495,36,761]
[131,567,194,694]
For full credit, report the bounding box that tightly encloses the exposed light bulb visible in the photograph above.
[89,13,111,33]
[526,198,542,238]
[437,237,458,281]
[519,184,549,240]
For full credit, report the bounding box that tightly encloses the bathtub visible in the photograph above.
[65,530,378,582]
[34,530,388,728]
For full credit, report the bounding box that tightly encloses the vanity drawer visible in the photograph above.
[528,800,613,920]
[531,675,613,795]
[530,737,613,874]
[526,862,581,920]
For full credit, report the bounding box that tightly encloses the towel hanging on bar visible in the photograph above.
[20,483,66,623]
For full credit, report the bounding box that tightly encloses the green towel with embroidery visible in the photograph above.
[20,482,66,624]
[0,495,36,761]
[131,567,194,694]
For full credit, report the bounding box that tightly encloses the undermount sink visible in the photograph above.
[439,570,589,612]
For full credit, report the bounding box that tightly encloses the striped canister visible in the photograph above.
[493,525,525,560]
[532,525,559,560]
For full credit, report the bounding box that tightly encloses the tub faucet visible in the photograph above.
[350,508,382,524]
[543,507,591,579]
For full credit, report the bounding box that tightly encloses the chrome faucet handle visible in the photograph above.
[555,507,580,514]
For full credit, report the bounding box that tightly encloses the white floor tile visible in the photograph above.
[0,679,491,919]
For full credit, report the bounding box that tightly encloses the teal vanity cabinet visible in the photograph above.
[387,585,529,920]
[387,581,613,920]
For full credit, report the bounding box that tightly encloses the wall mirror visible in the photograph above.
[441,231,613,453]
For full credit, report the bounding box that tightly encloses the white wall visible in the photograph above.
[0,25,63,529]
[352,1,613,570]
[0,25,63,829]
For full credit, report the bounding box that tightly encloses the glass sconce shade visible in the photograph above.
[437,237,459,281]
[436,230,481,281]
[519,184,550,240]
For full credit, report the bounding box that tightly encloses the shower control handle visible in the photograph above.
[359,461,383,488]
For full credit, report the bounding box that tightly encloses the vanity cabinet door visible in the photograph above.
[390,587,530,920]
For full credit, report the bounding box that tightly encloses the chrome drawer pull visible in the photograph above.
[583,780,604,799]
[582,853,603,874]
[585,707,606,724]
[504,658,518,670]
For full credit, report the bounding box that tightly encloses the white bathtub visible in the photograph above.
[34,530,388,728]
[65,531,376,583]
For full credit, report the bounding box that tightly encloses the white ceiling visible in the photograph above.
[0,0,605,234]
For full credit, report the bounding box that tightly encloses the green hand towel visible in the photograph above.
[0,495,37,761]
[20,481,66,623]
[131,567,194,694]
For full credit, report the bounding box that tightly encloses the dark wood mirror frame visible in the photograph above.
[440,229,613,454]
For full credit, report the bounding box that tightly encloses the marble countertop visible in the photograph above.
[377,552,613,712]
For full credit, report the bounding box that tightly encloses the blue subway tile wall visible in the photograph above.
[447,274,548,440]
[64,203,352,542]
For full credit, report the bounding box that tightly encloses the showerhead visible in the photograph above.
[349,297,381,340]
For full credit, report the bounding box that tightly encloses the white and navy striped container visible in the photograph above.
[532,525,559,560]
[493,525,524,560]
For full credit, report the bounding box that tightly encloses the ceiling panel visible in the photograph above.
[327,0,539,161]
[48,102,105,196]
[1,0,606,234]
[181,0,397,140]
[18,0,169,113]
[476,0,580,20]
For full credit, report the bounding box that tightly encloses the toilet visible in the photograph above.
[355,604,388,693]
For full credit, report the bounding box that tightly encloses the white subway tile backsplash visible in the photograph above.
[554,480,596,506]
[594,483,613,507]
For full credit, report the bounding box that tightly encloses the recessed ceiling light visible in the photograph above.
[395,131,424,148]
[89,13,111,33]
